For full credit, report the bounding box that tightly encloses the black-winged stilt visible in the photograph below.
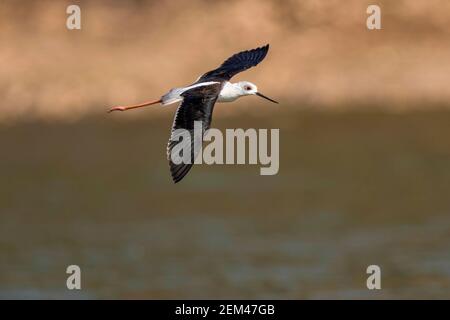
[109,44,278,183]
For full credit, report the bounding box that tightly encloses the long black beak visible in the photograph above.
[256,92,279,104]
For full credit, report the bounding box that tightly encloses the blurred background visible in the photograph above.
[1,0,450,299]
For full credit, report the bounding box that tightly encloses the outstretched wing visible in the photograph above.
[167,82,222,183]
[198,44,270,82]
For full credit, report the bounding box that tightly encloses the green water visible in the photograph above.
[1,110,449,298]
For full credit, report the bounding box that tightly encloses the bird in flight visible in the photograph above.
[109,44,278,183]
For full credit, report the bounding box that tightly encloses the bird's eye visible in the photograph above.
[245,86,252,91]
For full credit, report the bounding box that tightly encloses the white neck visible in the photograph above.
[218,82,244,103]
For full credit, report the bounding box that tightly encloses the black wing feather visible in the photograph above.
[167,83,222,183]
[198,44,270,82]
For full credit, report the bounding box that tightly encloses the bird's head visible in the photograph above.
[236,81,278,104]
